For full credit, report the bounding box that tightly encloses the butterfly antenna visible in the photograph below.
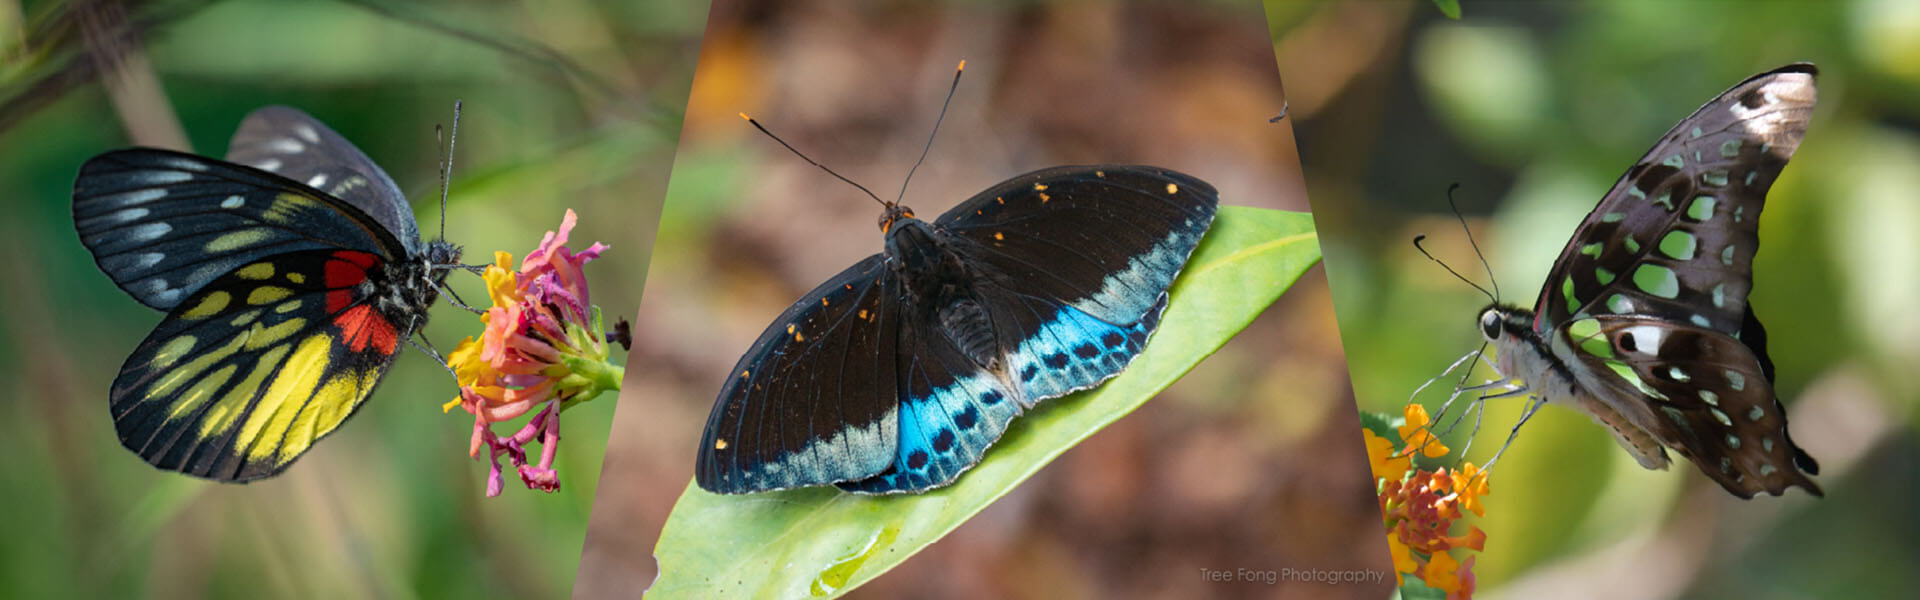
[1414,234,1497,303]
[1446,183,1500,301]
[739,113,887,208]
[436,99,463,241]
[895,59,964,206]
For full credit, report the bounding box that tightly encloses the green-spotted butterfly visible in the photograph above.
[1472,64,1821,498]
[73,106,460,482]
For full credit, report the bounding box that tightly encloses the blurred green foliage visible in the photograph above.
[0,0,700,597]
[1273,0,1920,597]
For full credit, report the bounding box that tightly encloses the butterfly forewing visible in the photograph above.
[74,149,406,310]
[938,166,1217,325]
[697,257,903,493]
[110,249,419,481]
[226,106,422,253]
[1537,64,1815,334]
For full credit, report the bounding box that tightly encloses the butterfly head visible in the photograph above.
[1477,304,1535,345]
[878,203,916,234]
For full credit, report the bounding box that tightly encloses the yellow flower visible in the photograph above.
[1398,403,1451,458]
[1425,551,1461,592]
[1451,461,1490,517]
[1364,429,1412,481]
[1387,531,1417,585]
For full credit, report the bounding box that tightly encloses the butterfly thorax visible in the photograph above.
[885,218,999,369]
[374,240,459,335]
[1479,303,1673,469]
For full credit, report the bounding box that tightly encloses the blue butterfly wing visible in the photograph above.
[696,256,904,493]
[838,166,1213,494]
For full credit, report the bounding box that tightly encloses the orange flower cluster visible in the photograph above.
[1362,403,1488,599]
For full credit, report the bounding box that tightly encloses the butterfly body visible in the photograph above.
[1475,64,1821,498]
[73,107,456,482]
[698,165,1216,494]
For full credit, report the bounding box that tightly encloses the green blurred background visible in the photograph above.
[575,1,1397,598]
[0,0,701,597]
[1270,0,1920,598]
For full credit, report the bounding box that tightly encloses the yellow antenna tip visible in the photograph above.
[957,59,966,71]
[739,112,751,121]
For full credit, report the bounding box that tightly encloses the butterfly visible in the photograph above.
[696,164,1218,494]
[1473,64,1821,498]
[73,106,461,482]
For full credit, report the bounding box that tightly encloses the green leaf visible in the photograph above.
[647,206,1321,598]
[1359,410,1402,442]
[1431,0,1463,19]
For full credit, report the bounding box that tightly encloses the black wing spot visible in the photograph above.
[907,450,930,470]
[1043,353,1070,368]
[931,429,956,453]
[1102,332,1125,348]
[1073,343,1100,359]
[980,390,1004,405]
[955,405,979,429]
[1020,365,1039,382]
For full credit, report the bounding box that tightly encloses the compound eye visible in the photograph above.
[1479,310,1502,341]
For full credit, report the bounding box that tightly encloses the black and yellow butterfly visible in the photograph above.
[72,106,460,482]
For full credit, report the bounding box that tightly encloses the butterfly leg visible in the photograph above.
[1482,395,1546,471]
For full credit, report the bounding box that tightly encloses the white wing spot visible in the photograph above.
[128,222,172,242]
[253,158,283,172]
[221,195,245,209]
[293,123,321,143]
[137,171,193,185]
[110,207,150,223]
[159,157,209,171]
[1622,325,1666,355]
[266,138,304,153]
[104,188,167,206]
[307,174,329,188]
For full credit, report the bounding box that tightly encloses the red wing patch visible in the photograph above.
[336,304,400,355]
[324,251,375,313]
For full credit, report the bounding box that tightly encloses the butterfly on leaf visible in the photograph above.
[693,95,1217,494]
[1472,64,1821,498]
[73,106,461,482]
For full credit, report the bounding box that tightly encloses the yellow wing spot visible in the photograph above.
[244,318,308,350]
[1165,183,1179,194]
[994,232,1004,241]
[151,336,198,369]
[821,298,829,307]
[794,331,806,342]
[206,229,272,252]
[996,197,1004,205]
[194,345,290,435]
[182,291,231,320]
[263,193,314,224]
[286,272,306,284]
[787,324,797,335]
[236,262,275,280]
[1039,193,1051,203]
[230,309,262,327]
[1095,170,1106,178]
[274,300,303,314]
[150,335,244,397]
[1033,183,1048,191]
[715,439,729,450]
[844,283,853,291]
[166,365,236,428]
[248,286,292,305]
[741,370,750,378]
[859,309,870,320]
[280,368,378,464]
[238,334,334,462]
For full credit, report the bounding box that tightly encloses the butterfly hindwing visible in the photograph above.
[1560,315,1821,498]
[938,166,1216,325]
[110,249,414,481]
[1536,64,1815,334]
[697,256,903,493]
[73,149,405,310]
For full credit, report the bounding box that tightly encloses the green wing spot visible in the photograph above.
[1568,318,1611,358]
[1726,370,1746,391]
[1659,231,1697,260]
[1624,235,1642,254]
[1763,437,1775,452]
[1760,464,1779,477]
[1595,266,1615,285]
[1562,277,1579,311]
[1602,211,1627,223]
[1661,406,1692,435]
[1686,196,1716,221]
[1633,264,1680,298]
[1726,435,1741,449]
[1662,154,1685,168]
[1628,187,1647,200]
[1606,294,1632,313]
[1711,283,1726,308]
[1699,389,1719,406]
[1720,245,1736,266]
[1580,243,1604,258]
[1652,191,1676,211]
[1711,408,1733,426]
[1702,170,1729,187]
[1748,405,1765,421]
[1719,139,1742,158]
